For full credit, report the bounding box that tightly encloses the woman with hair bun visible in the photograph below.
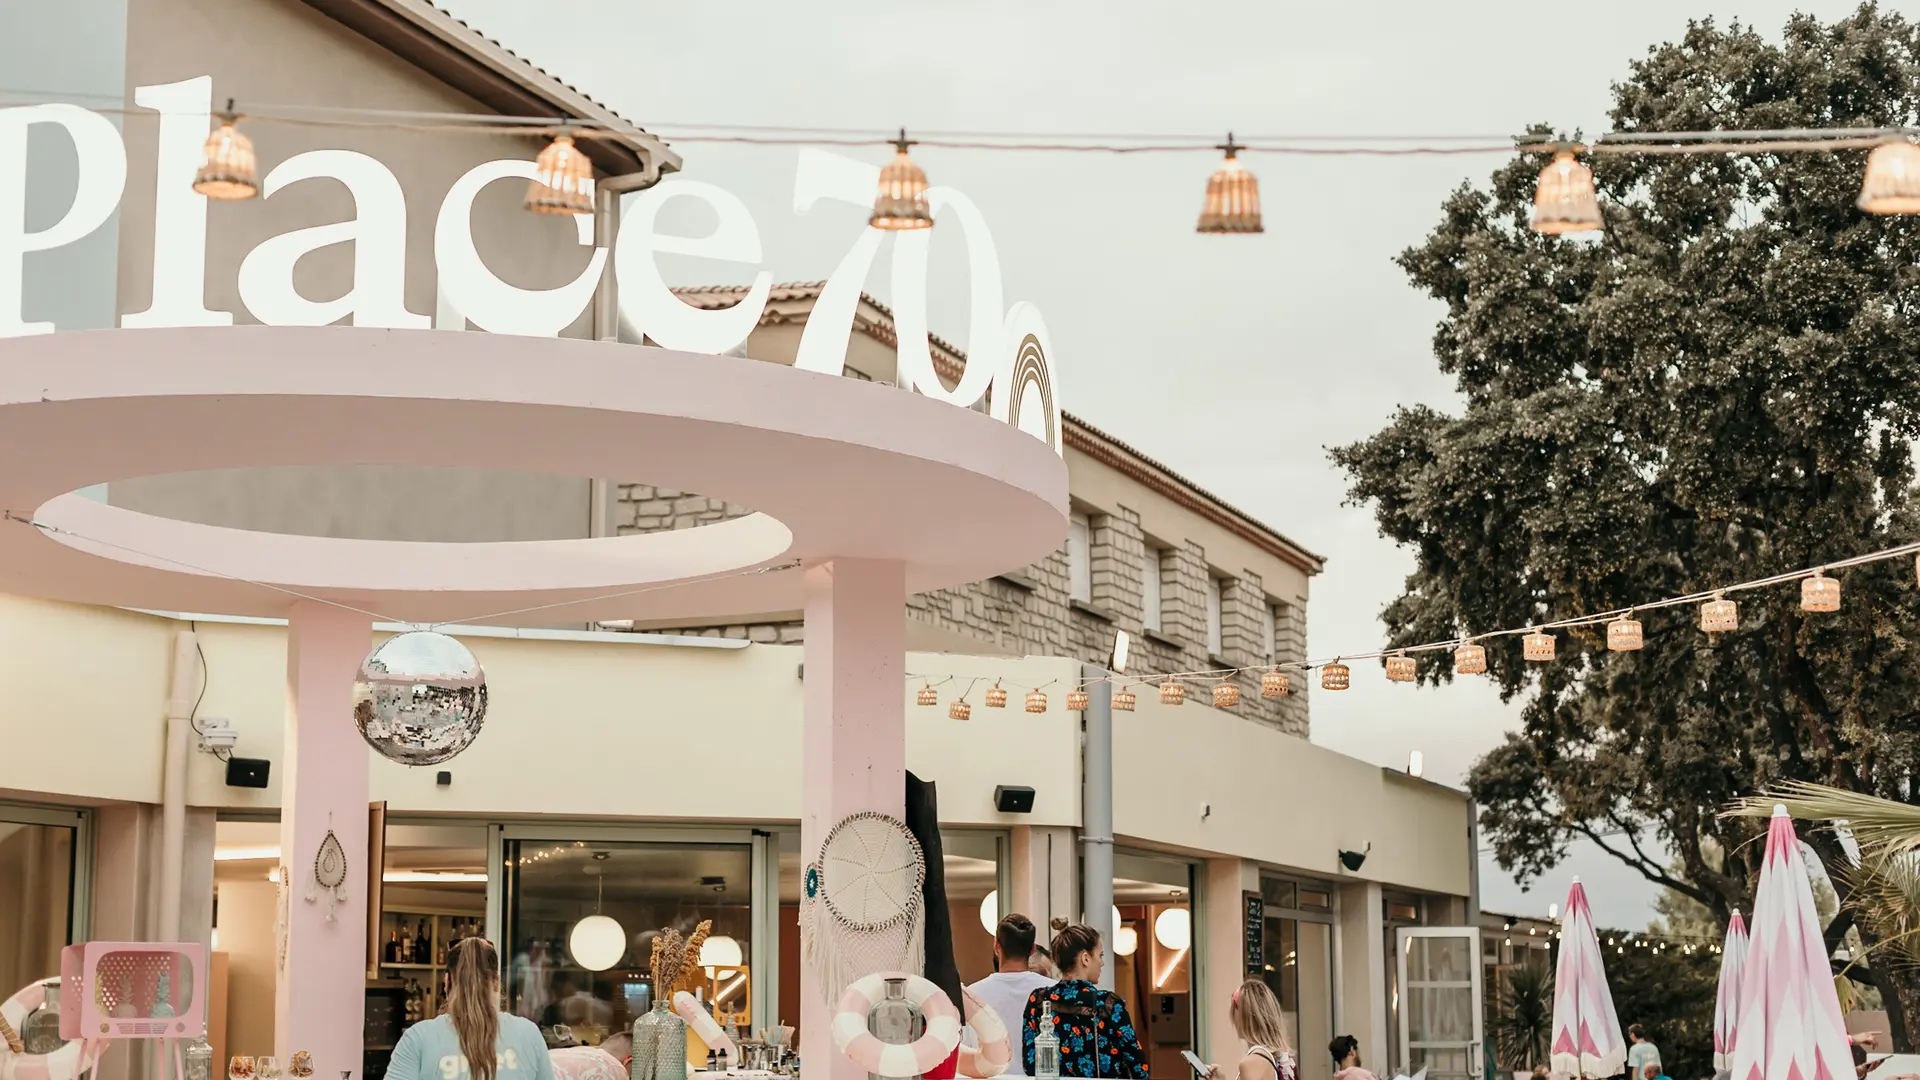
[1020,917,1149,1078]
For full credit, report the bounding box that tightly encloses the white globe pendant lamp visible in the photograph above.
[569,860,625,971]
[1154,907,1192,951]
[1115,926,1139,956]
[979,890,1000,935]
[700,934,744,974]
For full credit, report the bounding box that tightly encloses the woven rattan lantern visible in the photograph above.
[1700,595,1738,634]
[1320,660,1350,692]
[1260,668,1289,698]
[1113,686,1137,712]
[1025,689,1048,714]
[1067,688,1090,712]
[1859,141,1920,215]
[1385,651,1416,683]
[526,132,595,215]
[1212,682,1240,708]
[984,681,1008,708]
[1196,135,1262,234]
[916,683,938,707]
[1607,614,1644,652]
[1801,571,1841,613]
[1531,148,1601,235]
[870,130,933,231]
[1522,629,1557,662]
[1454,642,1488,674]
[193,101,258,201]
[949,698,971,721]
[1159,679,1186,706]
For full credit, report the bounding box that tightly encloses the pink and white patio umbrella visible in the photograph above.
[1550,877,1626,1079]
[1714,909,1750,1072]
[1730,805,1851,1080]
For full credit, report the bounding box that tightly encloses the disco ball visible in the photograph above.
[354,630,488,765]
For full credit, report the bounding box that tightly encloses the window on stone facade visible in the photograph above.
[1068,512,1092,602]
[1262,602,1278,662]
[1205,576,1224,655]
[1142,547,1164,631]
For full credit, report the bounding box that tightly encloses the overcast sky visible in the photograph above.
[437,0,1863,929]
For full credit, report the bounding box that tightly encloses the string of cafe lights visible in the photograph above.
[905,538,1920,719]
[64,85,1905,233]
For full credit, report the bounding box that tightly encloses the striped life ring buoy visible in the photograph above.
[671,992,735,1056]
[0,980,98,1080]
[957,987,1010,1079]
[832,974,961,1079]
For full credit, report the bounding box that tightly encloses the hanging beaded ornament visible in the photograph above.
[309,827,349,921]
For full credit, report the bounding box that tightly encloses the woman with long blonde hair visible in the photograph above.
[386,937,555,1080]
[1208,980,1297,1080]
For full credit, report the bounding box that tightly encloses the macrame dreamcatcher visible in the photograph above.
[307,825,349,921]
[799,811,927,1010]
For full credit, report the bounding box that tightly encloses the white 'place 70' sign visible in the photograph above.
[0,76,1062,454]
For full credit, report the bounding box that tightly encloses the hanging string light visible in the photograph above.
[1067,688,1090,712]
[193,99,258,201]
[870,129,933,231]
[1321,660,1350,691]
[1700,594,1738,634]
[1522,629,1556,662]
[1212,682,1240,708]
[1385,651,1416,683]
[949,697,971,721]
[1530,145,1602,235]
[1025,689,1048,714]
[984,680,1008,708]
[1196,134,1263,234]
[1454,642,1488,675]
[916,683,938,707]
[1858,140,1920,215]
[1802,570,1841,613]
[1606,613,1643,652]
[1113,686,1137,712]
[1160,679,1186,706]
[525,130,595,215]
[1261,668,1290,698]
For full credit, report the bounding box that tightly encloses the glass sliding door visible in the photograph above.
[0,803,87,1001]
[501,832,758,1053]
[1396,927,1482,1080]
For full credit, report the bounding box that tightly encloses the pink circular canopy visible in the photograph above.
[0,326,1068,625]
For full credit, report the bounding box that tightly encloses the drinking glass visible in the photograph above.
[228,1056,255,1080]
[259,1056,282,1080]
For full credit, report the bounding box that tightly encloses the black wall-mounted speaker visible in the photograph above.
[225,757,271,789]
[993,785,1036,814]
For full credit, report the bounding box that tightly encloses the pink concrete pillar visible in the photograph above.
[274,602,372,1071]
[799,558,907,1080]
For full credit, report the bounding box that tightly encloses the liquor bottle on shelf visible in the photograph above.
[415,920,431,965]
[398,925,413,965]
[385,929,400,964]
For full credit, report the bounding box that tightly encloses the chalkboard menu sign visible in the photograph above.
[1243,890,1264,976]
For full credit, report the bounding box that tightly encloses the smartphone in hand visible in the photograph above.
[1182,1051,1210,1078]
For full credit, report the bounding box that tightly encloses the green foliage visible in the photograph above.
[1598,938,1720,1080]
[1333,0,1920,1042]
[1492,961,1555,1069]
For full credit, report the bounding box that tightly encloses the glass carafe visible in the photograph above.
[1033,1000,1060,1080]
[183,1038,214,1080]
[648,1001,687,1080]
[866,977,925,1080]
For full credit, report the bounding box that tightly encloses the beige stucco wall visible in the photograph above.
[106,0,598,542]
[0,595,1468,896]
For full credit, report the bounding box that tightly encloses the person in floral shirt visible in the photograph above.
[1021,919,1149,1078]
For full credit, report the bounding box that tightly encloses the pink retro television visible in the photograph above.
[59,941,207,1039]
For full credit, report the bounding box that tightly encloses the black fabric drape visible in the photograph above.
[905,771,962,1009]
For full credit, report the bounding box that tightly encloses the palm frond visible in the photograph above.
[1729,781,1920,858]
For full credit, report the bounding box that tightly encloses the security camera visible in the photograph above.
[1338,844,1371,872]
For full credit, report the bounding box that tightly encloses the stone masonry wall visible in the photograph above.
[613,487,1310,736]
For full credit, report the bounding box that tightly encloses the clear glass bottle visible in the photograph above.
[866,978,925,1080]
[631,1000,662,1080]
[1033,1000,1060,1080]
[183,1037,215,1080]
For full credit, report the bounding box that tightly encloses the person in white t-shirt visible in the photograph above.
[966,913,1054,1078]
